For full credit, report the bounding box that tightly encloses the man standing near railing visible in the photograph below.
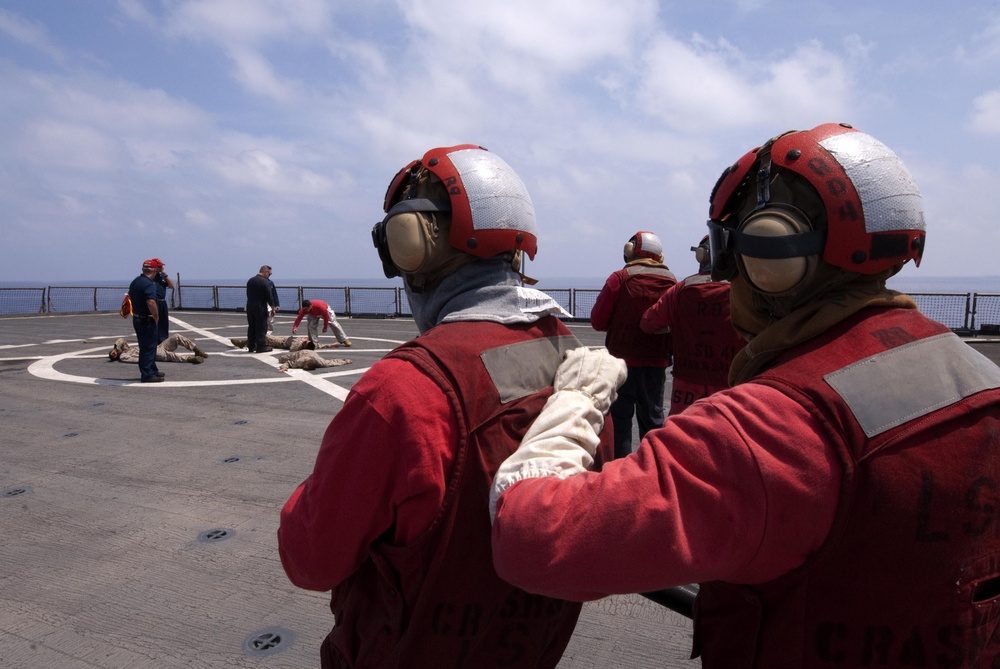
[146,258,174,344]
[266,269,280,335]
[591,231,675,458]
[128,259,162,383]
[245,265,274,353]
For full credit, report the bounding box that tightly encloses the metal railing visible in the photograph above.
[2,285,999,334]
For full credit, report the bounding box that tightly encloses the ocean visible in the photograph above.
[551,275,1000,294]
[3,275,1000,293]
[3,274,999,328]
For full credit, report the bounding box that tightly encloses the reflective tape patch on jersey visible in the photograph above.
[824,332,1000,437]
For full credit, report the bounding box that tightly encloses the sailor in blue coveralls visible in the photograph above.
[146,258,174,344]
[128,259,164,383]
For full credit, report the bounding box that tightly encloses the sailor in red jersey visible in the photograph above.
[640,235,746,414]
[491,124,1000,668]
[591,231,675,457]
[278,145,614,669]
[292,298,351,347]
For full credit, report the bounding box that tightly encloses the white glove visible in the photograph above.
[489,347,626,521]
[553,346,627,414]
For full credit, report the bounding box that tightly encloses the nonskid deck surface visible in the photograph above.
[0,311,700,668]
[3,312,997,668]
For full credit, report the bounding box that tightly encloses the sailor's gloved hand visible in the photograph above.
[489,346,626,521]
[553,346,626,415]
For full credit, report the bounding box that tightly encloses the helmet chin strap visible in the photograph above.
[753,130,797,210]
[511,250,538,285]
[756,146,772,208]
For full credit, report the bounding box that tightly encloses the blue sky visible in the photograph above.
[1,1,999,284]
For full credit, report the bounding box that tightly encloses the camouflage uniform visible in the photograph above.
[277,350,352,372]
[229,334,341,351]
[112,335,207,364]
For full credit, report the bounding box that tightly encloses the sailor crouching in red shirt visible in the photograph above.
[292,298,352,347]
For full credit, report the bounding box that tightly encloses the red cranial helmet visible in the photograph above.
[707,123,926,294]
[373,145,537,279]
[623,231,663,263]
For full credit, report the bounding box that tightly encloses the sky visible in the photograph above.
[1,1,999,285]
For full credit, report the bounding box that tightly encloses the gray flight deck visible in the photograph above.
[2,311,997,668]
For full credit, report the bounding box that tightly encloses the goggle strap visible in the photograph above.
[384,199,451,217]
[729,227,827,259]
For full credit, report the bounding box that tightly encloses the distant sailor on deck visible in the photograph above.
[292,298,351,347]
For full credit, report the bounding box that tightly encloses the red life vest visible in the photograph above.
[666,274,745,387]
[323,317,614,669]
[603,265,675,366]
[693,308,1000,668]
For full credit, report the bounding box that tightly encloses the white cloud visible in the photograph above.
[116,0,157,29]
[955,12,1000,64]
[208,149,336,195]
[18,120,120,171]
[907,159,1000,276]
[636,34,852,132]
[164,0,333,44]
[733,0,769,12]
[761,41,853,123]
[0,64,213,178]
[1,63,208,134]
[392,0,659,105]
[142,0,336,101]
[184,209,215,227]
[2,3,998,282]
[0,9,65,62]
[400,0,657,72]
[969,90,1000,135]
[842,34,875,64]
[227,45,300,101]
[637,34,751,131]
[0,55,350,278]
[326,37,390,81]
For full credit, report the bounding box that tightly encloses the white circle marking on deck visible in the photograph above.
[23,314,410,401]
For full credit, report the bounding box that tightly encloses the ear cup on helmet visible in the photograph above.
[385,211,453,275]
[386,212,430,272]
[694,246,710,265]
[623,239,636,263]
[737,208,815,294]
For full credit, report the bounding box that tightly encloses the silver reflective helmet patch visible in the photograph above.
[819,132,925,234]
[448,149,537,235]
